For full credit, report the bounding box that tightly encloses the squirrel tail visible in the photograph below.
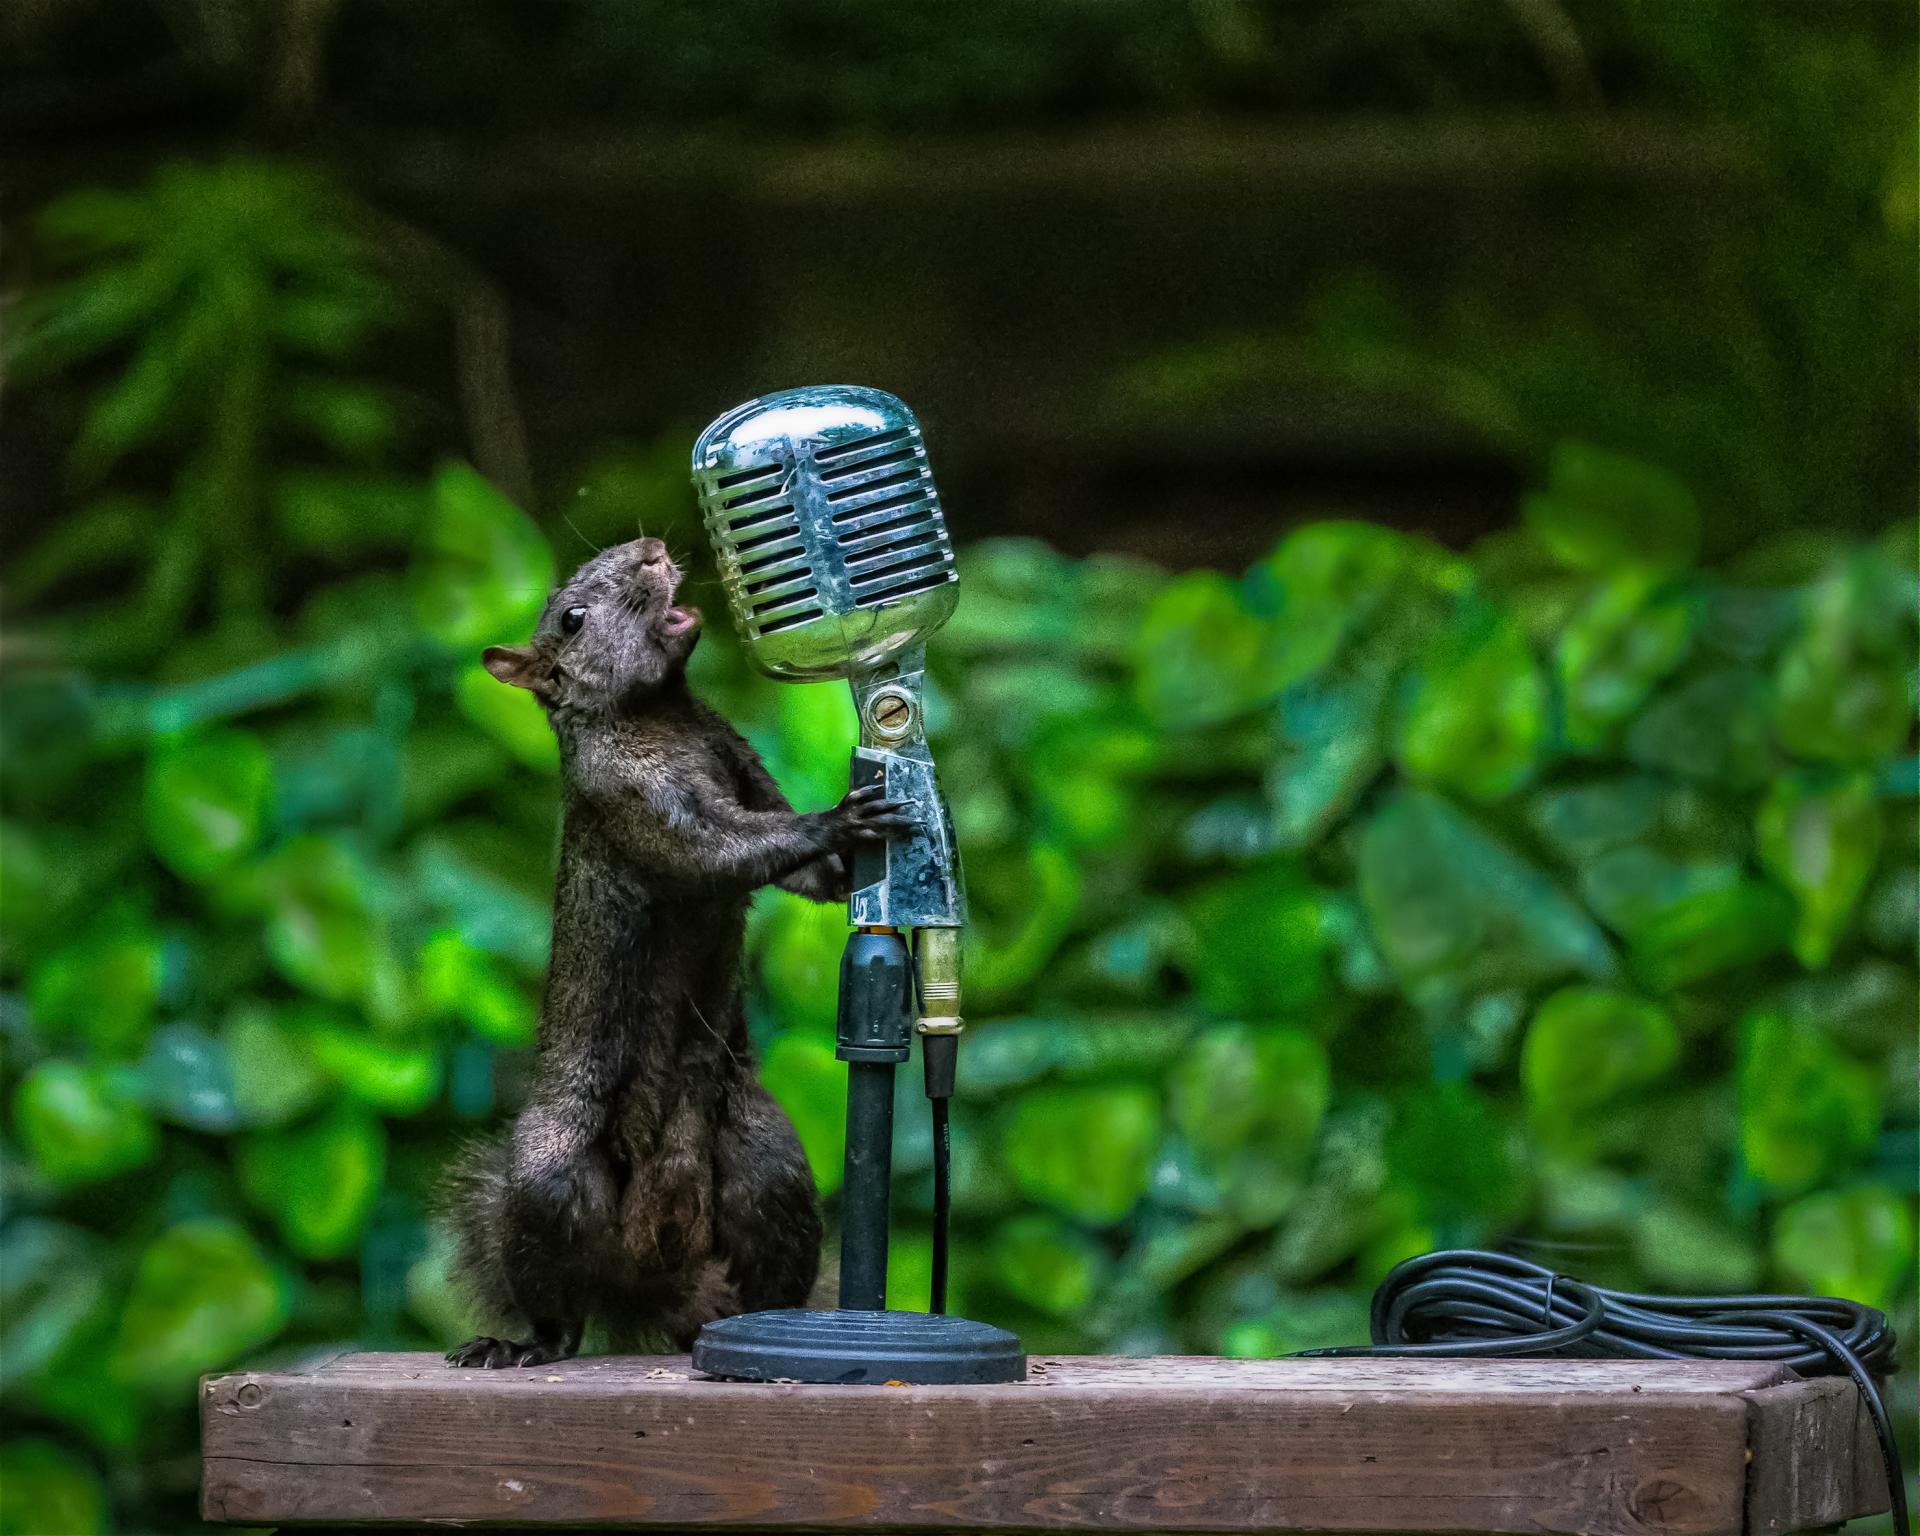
[437,1129,520,1331]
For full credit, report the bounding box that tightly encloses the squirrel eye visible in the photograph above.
[560,606,587,635]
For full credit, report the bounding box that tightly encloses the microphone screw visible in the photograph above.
[866,688,916,740]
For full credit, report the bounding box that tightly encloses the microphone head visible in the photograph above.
[691,385,958,681]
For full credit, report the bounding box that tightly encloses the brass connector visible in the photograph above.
[913,926,963,1034]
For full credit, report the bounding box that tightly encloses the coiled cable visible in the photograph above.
[1292,1249,1908,1536]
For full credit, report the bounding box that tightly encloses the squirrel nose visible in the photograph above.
[637,538,667,567]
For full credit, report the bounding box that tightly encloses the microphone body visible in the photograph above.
[692,386,964,935]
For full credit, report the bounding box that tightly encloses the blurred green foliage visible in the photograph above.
[3,13,1918,1521]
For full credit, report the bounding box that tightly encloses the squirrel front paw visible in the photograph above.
[779,849,852,903]
[825,782,918,844]
[446,1335,577,1369]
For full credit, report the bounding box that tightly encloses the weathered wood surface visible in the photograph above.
[200,1352,1888,1534]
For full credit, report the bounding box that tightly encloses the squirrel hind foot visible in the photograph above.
[445,1334,578,1370]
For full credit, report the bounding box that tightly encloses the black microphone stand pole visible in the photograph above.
[834,923,912,1311]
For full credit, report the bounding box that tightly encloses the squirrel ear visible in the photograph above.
[483,644,551,694]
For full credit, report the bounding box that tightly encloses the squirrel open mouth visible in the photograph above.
[660,605,701,636]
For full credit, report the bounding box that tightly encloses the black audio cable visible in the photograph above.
[1291,1249,1909,1536]
[928,1096,952,1314]
[921,1031,957,1315]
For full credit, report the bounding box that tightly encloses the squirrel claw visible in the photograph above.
[447,1335,574,1369]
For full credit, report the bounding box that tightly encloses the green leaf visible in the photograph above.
[1048,1014,1197,1082]
[1271,1101,1396,1284]
[13,1062,158,1187]
[34,186,152,255]
[758,894,848,1038]
[1169,1023,1329,1160]
[1627,880,1794,990]
[237,1103,387,1259]
[0,1221,113,1385]
[1755,772,1882,969]
[8,257,182,380]
[308,1021,442,1114]
[454,662,559,772]
[22,1312,141,1448]
[1522,441,1700,572]
[0,1439,108,1536]
[1580,846,1740,940]
[1134,572,1278,728]
[1395,609,1547,800]
[144,728,274,880]
[1053,906,1196,1006]
[767,678,859,809]
[1555,574,1693,750]
[253,835,384,1004]
[989,1213,1108,1316]
[141,1024,239,1131]
[27,932,164,1057]
[943,538,1083,658]
[1078,552,1172,659]
[1527,775,1662,861]
[1631,1203,1759,1292]
[268,283,397,358]
[410,461,554,649]
[967,842,1084,1007]
[1775,651,1912,765]
[1625,669,1772,786]
[224,1005,331,1127]
[1737,1011,1880,1193]
[1358,790,1613,1006]
[1222,1292,1373,1360]
[1521,987,1679,1115]
[1385,1082,1530,1233]
[956,1019,1059,1097]
[1183,868,1331,1015]
[1771,1186,1915,1310]
[272,473,426,553]
[759,1032,845,1198]
[68,300,211,481]
[1862,856,1917,955]
[1003,1084,1161,1226]
[1242,522,1422,689]
[1221,1139,1314,1227]
[278,376,397,458]
[1765,959,1920,1055]
[109,1218,290,1390]
[958,1014,1192,1101]
[1267,670,1388,849]
[1773,553,1918,764]
[417,931,536,1046]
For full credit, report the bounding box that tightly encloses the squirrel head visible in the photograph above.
[483,536,702,715]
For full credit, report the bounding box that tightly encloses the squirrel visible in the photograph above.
[439,535,912,1368]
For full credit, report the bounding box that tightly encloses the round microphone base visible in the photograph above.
[691,1307,1025,1385]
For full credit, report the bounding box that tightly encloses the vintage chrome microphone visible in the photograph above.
[686,385,1023,1385]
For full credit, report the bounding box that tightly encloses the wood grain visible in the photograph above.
[198,1353,1889,1534]
[1741,1375,1887,1536]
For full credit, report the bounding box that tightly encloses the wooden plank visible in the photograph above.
[198,1353,1885,1534]
[1740,1375,1888,1535]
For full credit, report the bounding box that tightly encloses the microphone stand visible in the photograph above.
[691,648,1024,1385]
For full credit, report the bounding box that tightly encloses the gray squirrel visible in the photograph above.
[440,535,911,1367]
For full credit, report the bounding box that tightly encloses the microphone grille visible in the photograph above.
[692,387,958,677]
[700,456,823,637]
[815,418,954,611]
